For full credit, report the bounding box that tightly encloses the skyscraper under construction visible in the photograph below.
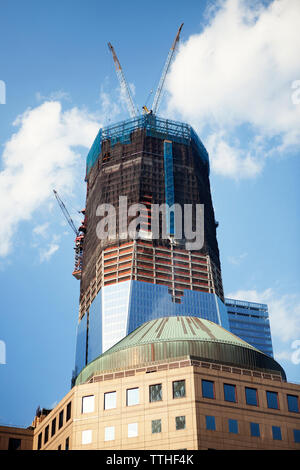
[73,112,230,380]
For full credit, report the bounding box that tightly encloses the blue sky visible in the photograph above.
[0,0,299,427]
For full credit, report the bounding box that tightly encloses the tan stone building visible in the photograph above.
[0,425,33,450]
[31,316,300,450]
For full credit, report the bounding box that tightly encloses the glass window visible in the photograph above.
[8,438,21,451]
[58,410,64,429]
[175,416,186,430]
[149,384,162,402]
[294,429,300,443]
[224,384,236,403]
[37,432,42,450]
[104,426,115,441]
[152,419,162,434]
[205,416,216,431]
[82,395,95,413]
[202,380,214,399]
[266,391,279,409]
[51,417,56,437]
[173,380,186,399]
[272,426,282,441]
[228,419,238,434]
[287,394,299,413]
[250,422,260,437]
[245,387,258,406]
[104,392,116,410]
[128,423,138,438]
[127,388,139,406]
[82,430,92,445]
[44,425,49,444]
[65,437,69,450]
[66,402,72,421]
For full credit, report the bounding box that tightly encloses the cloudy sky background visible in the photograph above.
[0,0,299,426]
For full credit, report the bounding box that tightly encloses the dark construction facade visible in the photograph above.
[73,114,229,380]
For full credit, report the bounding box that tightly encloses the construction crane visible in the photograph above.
[53,189,79,236]
[108,42,137,119]
[53,189,85,280]
[151,23,183,115]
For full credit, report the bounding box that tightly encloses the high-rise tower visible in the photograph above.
[73,114,229,380]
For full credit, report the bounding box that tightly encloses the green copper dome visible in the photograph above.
[75,316,286,385]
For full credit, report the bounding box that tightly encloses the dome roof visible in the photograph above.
[75,316,286,384]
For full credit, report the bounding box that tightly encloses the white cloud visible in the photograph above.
[227,251,248,265]
[0,101,100,257]
[33,222,50,238]
[166,0,300,179]
[39,243,59,263]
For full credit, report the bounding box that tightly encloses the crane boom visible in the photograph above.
[53,189,79,236]
[151,23,183,115]
[108,42,137,118]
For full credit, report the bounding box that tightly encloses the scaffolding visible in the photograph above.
[86,114,210,178]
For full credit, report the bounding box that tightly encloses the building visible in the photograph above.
[225,298,273,357]
[74,114,230,382]
[32,316,300,450]
[0,425,33,450]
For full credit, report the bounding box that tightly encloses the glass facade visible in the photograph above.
[225,298,273,356]
[74,280,230,378]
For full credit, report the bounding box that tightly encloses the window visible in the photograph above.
[173,380,186,399]
[224,384,236,403]
[149,384,162,402]
[104,392,116,410]
[175,416,186,430]
[294,429,300,443]
[37,432,42,450]
[287,394,299,413]
[127,388,139,406]
[245,387,258,406]
[128,423,138,438]
[205,416,216,431]
[228,419,238,434]
[8,438,21,451]
[104,426,115,441]
[266,391,279,410]
[82,430,92,445]
[202,380,214,399]
[57,445,62,451]
[82,395,95,413]
[272,426,282,441]
[250,422,260,437]
[44,425,49,444]
[51,418,56,437]
[152,419,162,434]
[65,437,69,450]
[58,410,64,429]
[66,402,72,421]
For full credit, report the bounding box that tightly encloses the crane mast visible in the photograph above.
[151,23,183,115]
[108,42,137,118]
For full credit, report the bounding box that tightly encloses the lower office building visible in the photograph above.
[32,316,300,450]
[225,298,273,357]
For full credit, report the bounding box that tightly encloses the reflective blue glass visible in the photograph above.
[287,395,299,413]
[87,291,102,364]
[250,422,260,437]
[294,429,300,443]
[202,380,214,399]
[74,314,87,376]
[205,416,216,431]
[245,387,258,406]
[266,391,279,410]
[228,419,238,434]
[224,384,236,403]
[272,426,282,440]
